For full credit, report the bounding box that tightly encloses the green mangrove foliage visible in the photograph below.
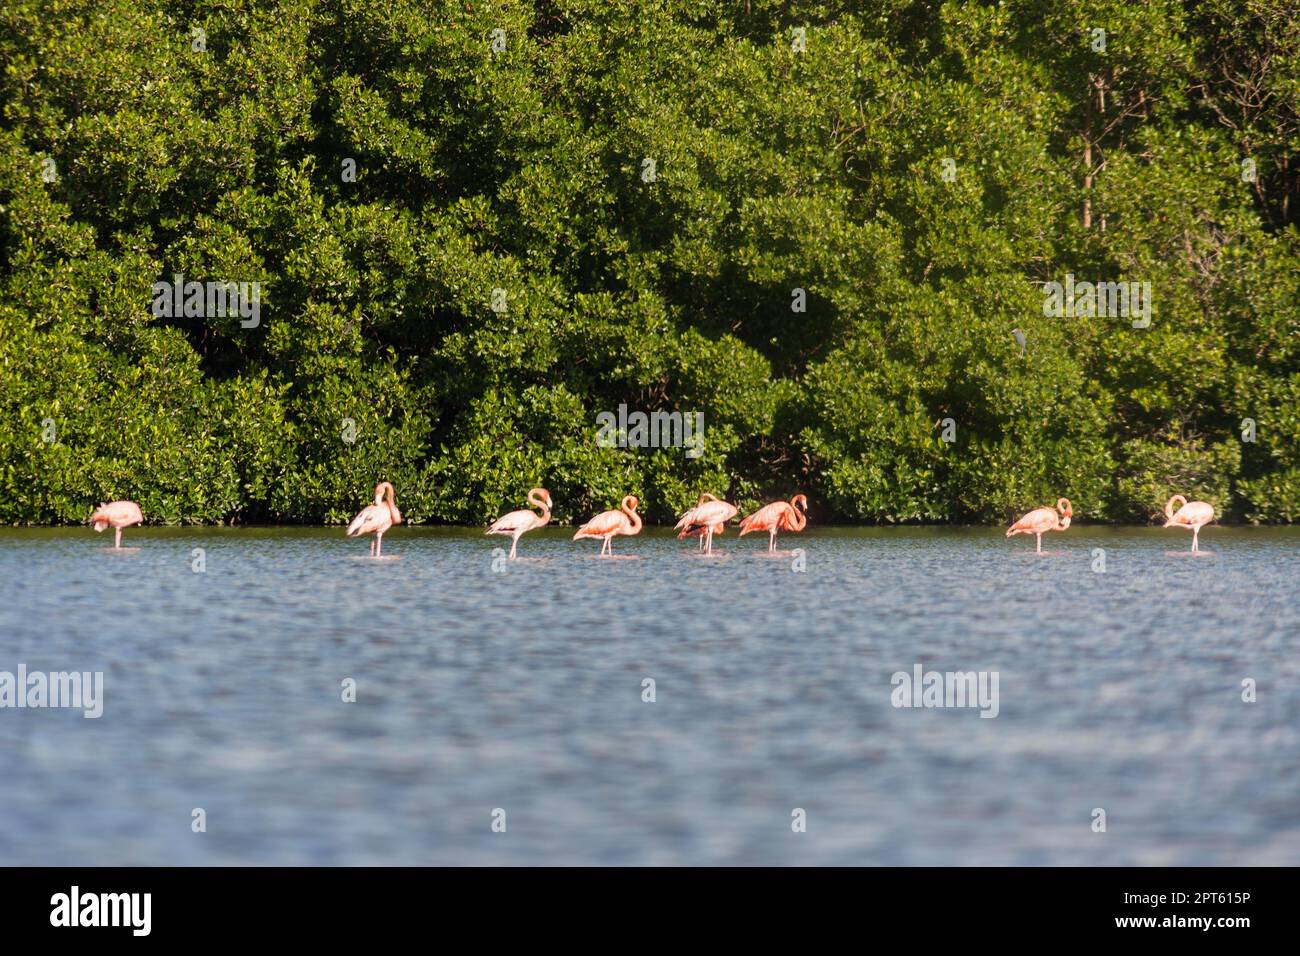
[1,0,1297,525]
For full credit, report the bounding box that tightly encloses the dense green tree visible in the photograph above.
[1,1,1296,525]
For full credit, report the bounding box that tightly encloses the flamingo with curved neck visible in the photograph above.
[1006,497,1072,553]
[573,495,642,555]
[486,487,553,559]
[347,481,403,556]
[737,494,808,552]
[1164,494,1214,552]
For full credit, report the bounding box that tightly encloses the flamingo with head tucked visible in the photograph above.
[1164,495,1214,552]
[90,500,143,549]
[675,492,738,555]
[738,494,808,552]
[347,481,403,556]
[486,488,552,559]
[573,495,642,555]
[1006,497,1072,553]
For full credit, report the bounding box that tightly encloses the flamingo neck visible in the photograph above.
[528,489,551,522]
[622,497,642,533]
[377,482,401,524]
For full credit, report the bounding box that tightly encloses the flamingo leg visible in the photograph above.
[114,527,122,549]
[607,535,614,555]
[510,534,519,560]
[369,537,375,557]
[375,532,383,558]
[769,529,777,552]
[705,528,714,555]
[1192,527,1199,552]
[1035,532,1042,553]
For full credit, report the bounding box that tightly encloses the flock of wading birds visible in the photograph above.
[87,486,1218,556]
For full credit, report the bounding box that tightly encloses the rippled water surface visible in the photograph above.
[1,525,1297,865]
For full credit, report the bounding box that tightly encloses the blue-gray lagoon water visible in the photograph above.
[1,525,1297,865]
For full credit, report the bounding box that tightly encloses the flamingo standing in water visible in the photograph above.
[1006,498,1072,553]
[1164,495,1214,552]
[486,488,552,559]
[90,500,143,549]
[675,492,738,555]
[572,495,642,555]
[347,481,403,556]
[738,494,808,552]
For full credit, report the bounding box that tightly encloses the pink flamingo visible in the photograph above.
[346,481,403,556]
[486,488,552,559]
[1164,495,1214,552]
[1006,497,1072,553]
[675,492,738,555]
[676,493,734,552]
[738,494,808,552]
[572,495,642,555]
[89,500,143,549]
